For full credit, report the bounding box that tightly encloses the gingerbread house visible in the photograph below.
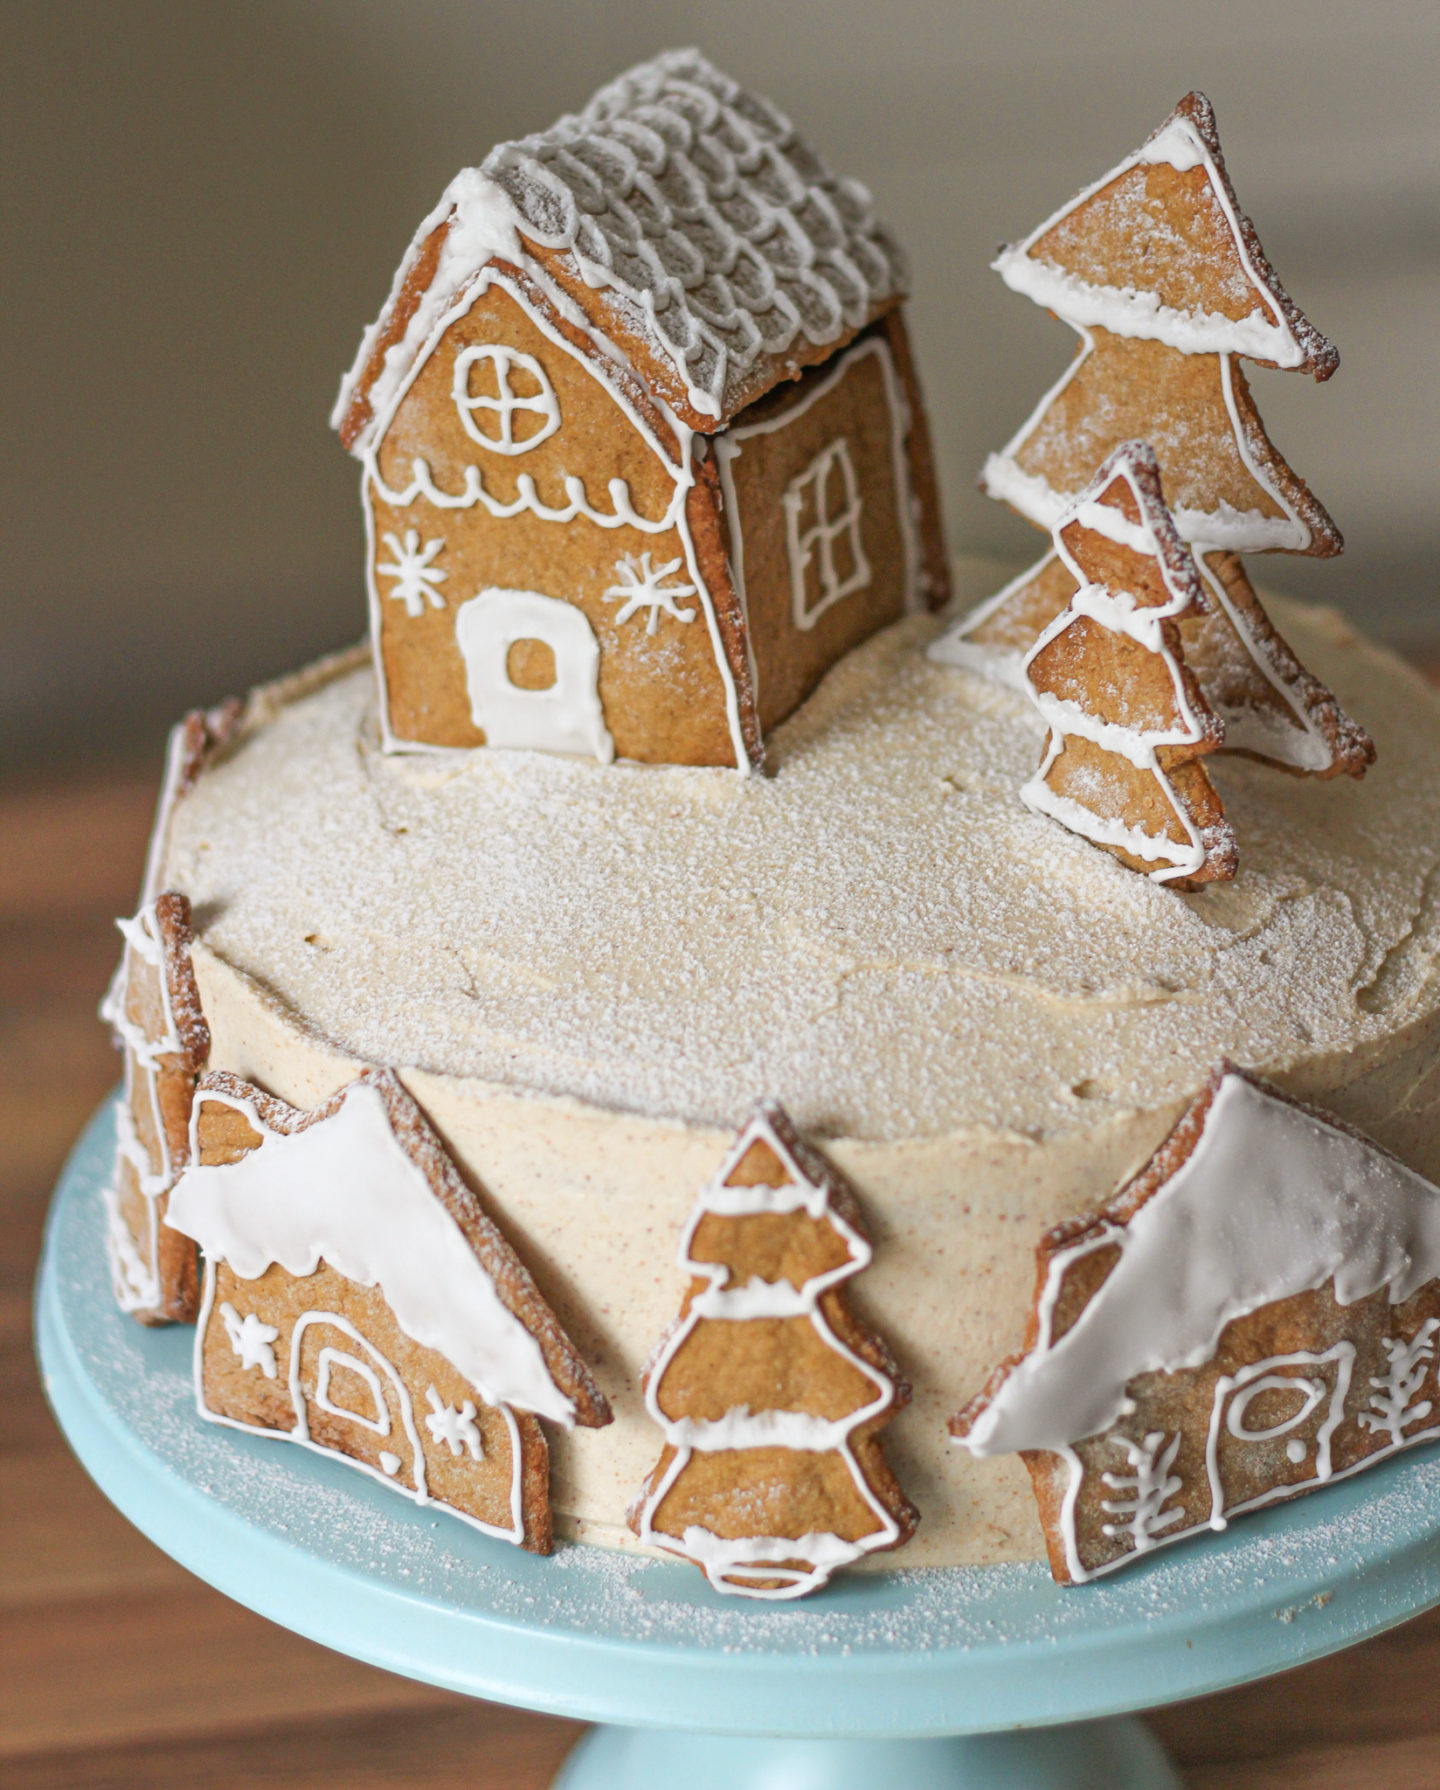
[953,1068,1440,1583]
[164,1069,611,1551]
[332,47,948,771]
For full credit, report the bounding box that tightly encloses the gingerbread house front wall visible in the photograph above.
[715,324,920,734]
[366,268,743,767]
[198,1253,544,1547]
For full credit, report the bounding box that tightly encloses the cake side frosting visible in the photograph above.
[163,587,1440,1565]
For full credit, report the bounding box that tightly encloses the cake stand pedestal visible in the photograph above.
[36,1102,1440,1789]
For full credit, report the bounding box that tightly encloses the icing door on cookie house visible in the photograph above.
[455,588,615,763]
[716,333,916,734]
[291,1312,425,1490]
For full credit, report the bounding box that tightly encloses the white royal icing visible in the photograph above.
[166,1080,574,1425]
[451,344,560,455]
[992,109,1304,368]
[712,332,920,710]
[376,529,448,617]
[334,49,906,435]
[454,587,614,763]
[99,901,190,1313]
[192,1260,527,1545]
[602,551,697,634]
[960,1073,1440,1460]
[783,436,871,631]
[636,1107,901,1599]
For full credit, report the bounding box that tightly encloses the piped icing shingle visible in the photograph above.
[334,48,907,449]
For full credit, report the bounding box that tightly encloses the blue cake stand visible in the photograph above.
[36,1100,1440,1788]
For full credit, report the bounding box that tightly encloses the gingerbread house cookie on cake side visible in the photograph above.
[332,47,948,770]
[164,1069,612,1552]
[953,1068,1440,1584]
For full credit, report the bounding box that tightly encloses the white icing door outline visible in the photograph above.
[451,345,560,455]
[289,1310,429,1498]
[455,588,615,763]
[782,435,871,632]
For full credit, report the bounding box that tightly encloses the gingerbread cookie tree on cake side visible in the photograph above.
[333,47,948,772]
[933,91,1373,781]
[632,1103,917,1598]
[1020,441,1237,887]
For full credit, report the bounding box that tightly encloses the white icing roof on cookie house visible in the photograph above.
[962,1073,1440,1457]
[334,47,906,445]
[166,1080,574,1424]
[162,577,1440,1144]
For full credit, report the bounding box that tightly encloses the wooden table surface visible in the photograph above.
[4,746,1440,1789]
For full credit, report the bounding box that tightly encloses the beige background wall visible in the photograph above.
[5,0,1437,764]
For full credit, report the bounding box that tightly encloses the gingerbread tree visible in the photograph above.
[1021,442,1236,887]
[632,1102,917,1599]
[935,92,1372,781]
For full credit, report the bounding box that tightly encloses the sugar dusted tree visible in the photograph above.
[933,92,1373,782]
[1020,442,1237,886]
[632,1102,917,1599]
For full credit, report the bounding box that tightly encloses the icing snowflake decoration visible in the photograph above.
[219,1301,279,1378]
[425,1385,484,1461]
[377,530,448,617]
[603,552,698,634]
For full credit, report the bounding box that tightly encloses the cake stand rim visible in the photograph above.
[34,1094,1440,1739]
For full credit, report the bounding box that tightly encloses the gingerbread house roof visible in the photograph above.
[333,47,908,450]
[958,1070,1440,1459]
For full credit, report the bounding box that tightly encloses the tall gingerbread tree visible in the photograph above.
[933,92,1373,781]
[632,1102,917,1599]
[1021,442,1237,887]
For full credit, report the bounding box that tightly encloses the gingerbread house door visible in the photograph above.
[454,587,615,762]
[290,1311,427,1494]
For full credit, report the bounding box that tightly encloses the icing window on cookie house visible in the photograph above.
[451,346,560,455]
[314,1346,391,1436]
[1204,1345,1354,1529]
[454,588,615,763]
[783,437,871,631]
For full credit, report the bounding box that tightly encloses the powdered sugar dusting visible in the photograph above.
[163,593,1440,1144]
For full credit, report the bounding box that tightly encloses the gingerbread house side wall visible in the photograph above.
[194,1253,550,1549]
[713,324,929,738]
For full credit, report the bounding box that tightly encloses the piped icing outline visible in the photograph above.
[956,1068,1440,1582]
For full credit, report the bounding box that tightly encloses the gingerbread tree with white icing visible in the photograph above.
[1021,441,1236,887]
[934,91,1373,781]
[632,1102,916,1598]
